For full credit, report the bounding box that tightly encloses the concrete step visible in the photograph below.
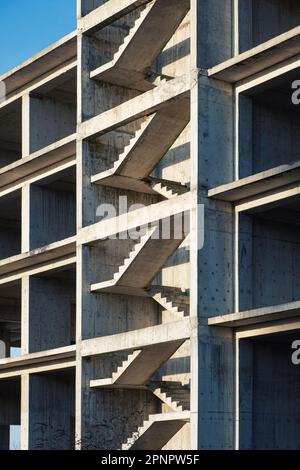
[90,0,190,91]
[91,221,187,295]
[148,177,189,200]
[149,380,190,411]
[90,339,186,389]
[91,98,190,193]
[122,411,190,450]
[149,289,190,320]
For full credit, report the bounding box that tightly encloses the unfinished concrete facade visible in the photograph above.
[0,0,300,450]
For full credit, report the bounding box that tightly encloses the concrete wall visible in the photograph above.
[28,276,75,353]
[239,94,300,178]
[29,372,75,450]
[30,95,76,153]
[30,184,76,249]
[239,336,300,450]
[0,380,21,450]
[239,215,300,310]
[239,0,300,52]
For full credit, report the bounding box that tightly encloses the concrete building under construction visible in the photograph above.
[1,0,300,450]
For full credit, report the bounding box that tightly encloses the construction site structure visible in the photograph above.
[1,0,300,450]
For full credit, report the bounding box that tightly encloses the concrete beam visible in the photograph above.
[0,345,76,379]
[208,160,300,202]
[209,300,300,328]
[0,134,76,193]
[0,237,76,279]
[81,317,193,357]
[208,26,300,83]
[0,32,77,99]
[0,61,77,113]
[78,73,193,140]
[79,191,192,245]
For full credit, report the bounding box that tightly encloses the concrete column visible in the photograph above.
[22,184,30,253]
[192,1,235,448]
[22,94,30,158]
[21,276,30,355]
[21,374,29,450]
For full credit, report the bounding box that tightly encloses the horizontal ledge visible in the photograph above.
[91,174,156,194]
[91,284,148,296]
[0,236,76,279]
[79,0,151,34]
[0,134,77,191]
[0,60,77,114]
[0,31,77,99]
[208,300,300,327]
[208,161,300,202]
[79,191,192,245]
[78,73,193,140]
[148,411,190,423]
[208,26,300,83]
[81,318,192,357]
[0,345,76,379]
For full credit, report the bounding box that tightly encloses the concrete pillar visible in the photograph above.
[191,0,235,449]
[21,374,29,450]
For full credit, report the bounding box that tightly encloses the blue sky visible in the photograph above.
[0,0,76,76]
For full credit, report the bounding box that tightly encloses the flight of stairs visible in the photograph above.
[91,114,155,185]
[149,287,190,321]
[90,340,186,389]
[91,221,187,295]
[149,381,190,412]
[148,178,189,199]
[90,0,190,90]
[90,350,142,388]
[122,411,190,450]
[91,95,190,193]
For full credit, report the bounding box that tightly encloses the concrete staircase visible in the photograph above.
[149,381,190,412]
[91,223,187,296]
[148,178,188,199]
[122,411,190,450]
[90,340,186,389]
[148,286,190,321]
[90,0,190,91]
[91,98,190,193]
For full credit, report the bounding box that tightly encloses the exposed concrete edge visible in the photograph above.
[79,191,192,245]
[0,134,77,191]
[79,0,152,34]
[0,237,76,278]
[208,26,300,83]
[81,317,193,357]
[208,160,300,202]
[0,345,76,379]
[148,411,190,423]
[208,301,300,327]
[0,31,77,98]
[78,73,193,140]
